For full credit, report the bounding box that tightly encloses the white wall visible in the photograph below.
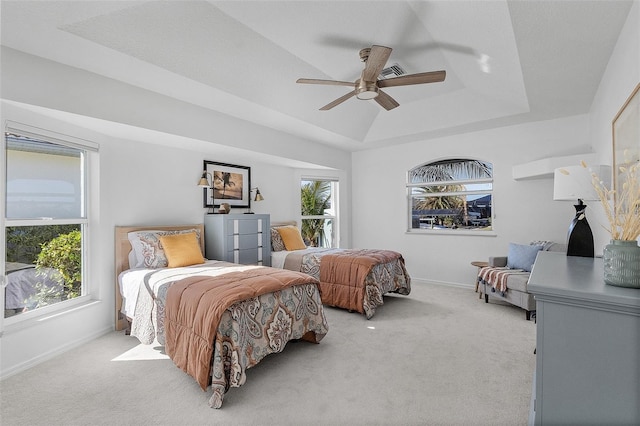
[0,98,349,378]
[352,114,591,286]
[588,0,640,246]
[1,1,637,379]
[1,47,350,173]
[351,0,640,288]
[0,50,353,378]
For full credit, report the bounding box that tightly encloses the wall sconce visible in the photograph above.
[197,171,214,213]
[246,187,264,214]
[253,188,264,202]
[197,171,211,188]
[553,165,611,257]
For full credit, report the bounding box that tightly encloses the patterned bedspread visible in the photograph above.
[121,261,329,408]
[282,248,411,319]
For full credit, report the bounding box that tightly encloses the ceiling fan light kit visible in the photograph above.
[297,44,446,110]
[355,80,379,99]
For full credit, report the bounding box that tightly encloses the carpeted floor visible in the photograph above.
[0,283,536,426]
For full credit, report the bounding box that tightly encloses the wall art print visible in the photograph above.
[612,82,640,209]
[202,160,251,209]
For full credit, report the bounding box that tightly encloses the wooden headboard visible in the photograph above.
[271,220,297,227]
[114,224,205,331]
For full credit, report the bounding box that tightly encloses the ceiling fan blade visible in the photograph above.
[297,78,354,87]
[362,45,392,82]
[378,70,446,88]
[319,90,357,110]
[375,90,400,111]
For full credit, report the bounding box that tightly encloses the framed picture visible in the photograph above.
[612,82,640,208]
[202,160,251,209]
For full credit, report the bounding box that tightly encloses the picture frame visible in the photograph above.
[612,82,640,208]
[202,160,251,209]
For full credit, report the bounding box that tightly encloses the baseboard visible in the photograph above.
[410,277,473,289]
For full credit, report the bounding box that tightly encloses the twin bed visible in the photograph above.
[115,222,410,408]
[270,222,411,319]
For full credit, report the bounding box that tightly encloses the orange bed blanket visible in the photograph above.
[163,267,320,390]
[319,249,403,314]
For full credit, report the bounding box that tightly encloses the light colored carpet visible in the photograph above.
[0,283,536,425]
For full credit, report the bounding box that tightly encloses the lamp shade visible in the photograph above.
[553,165,611,201]
[197,171,210,187]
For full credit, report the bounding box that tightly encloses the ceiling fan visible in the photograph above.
[296,45,446,111]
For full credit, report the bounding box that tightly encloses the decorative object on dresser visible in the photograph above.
[114,223,327,408]
[477,241,566,320]
[596,81,640,288]
[586,158,640,287]
[204,213,271,266]
[553,165,610,257]
[198,160,251,210]
[528,251,640,425]
[270,221,411,319]
[217,203,230,214]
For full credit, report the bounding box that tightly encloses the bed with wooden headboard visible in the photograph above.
[114,224,204,331]
[269,221,412,319]
[114,224,329,408]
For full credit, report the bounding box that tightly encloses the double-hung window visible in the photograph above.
[3,126,96,322]
[300,178,338,247]
[408,159,493,232]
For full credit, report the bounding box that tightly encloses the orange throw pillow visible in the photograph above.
[159,232,205,268]
[277,226,307,251]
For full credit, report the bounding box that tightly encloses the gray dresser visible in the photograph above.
[528,251,640,425]
[203,213,271,266]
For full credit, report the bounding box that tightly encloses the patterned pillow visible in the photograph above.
[271,227,286,252]
[128,228,201,269]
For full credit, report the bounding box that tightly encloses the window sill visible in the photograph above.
[2,297,101,335]
[406,229,497,237]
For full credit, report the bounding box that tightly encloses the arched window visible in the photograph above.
[408,159,493,232]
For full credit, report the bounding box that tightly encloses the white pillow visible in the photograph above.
[127,249,138,270]
[127,228,201,269]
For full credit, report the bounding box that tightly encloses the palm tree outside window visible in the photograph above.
[408,159,493,232]
[300,179,337,247]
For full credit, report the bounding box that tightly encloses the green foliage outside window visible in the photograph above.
[301,180,331,247]
[36,230,82,300]
[5,226,81,309]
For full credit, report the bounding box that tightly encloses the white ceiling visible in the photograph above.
[0,0,634,152]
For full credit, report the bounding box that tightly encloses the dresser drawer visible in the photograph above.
[227,247,261,265]
[226,218,262,236]
[225,233,262,251]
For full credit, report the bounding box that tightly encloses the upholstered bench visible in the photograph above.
[477,241,566,320]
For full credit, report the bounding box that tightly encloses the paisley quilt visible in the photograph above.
[121,261,328,408]
[282,248,411,318]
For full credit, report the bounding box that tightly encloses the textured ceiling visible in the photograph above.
[0,0,634,152]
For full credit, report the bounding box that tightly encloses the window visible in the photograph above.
[3,129,94,320]
[300,179,338,247]
[408,159,493,232]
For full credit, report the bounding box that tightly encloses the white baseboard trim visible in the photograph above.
[410,277,474,290]
[0,326,113,381]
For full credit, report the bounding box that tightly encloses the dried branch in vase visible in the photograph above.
[582,153,640,241]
